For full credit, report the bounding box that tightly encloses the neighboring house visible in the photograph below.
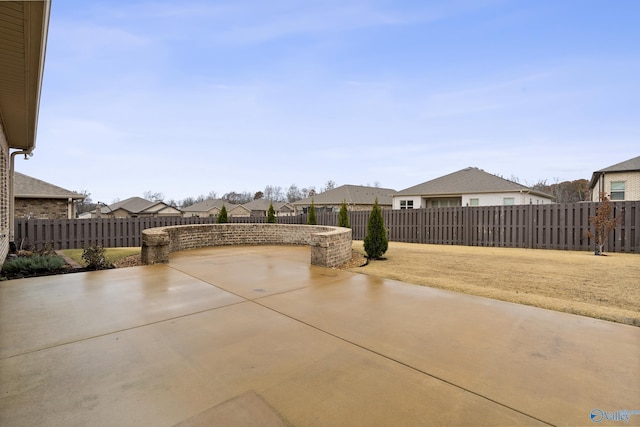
[182,199,251,218]
[1,1,51,261]
[393,167,554,209]
[242,199,295,217]
[95,197,182,218]
[292,185,397,215]
[589,155,640,202]
[14,172,85,219]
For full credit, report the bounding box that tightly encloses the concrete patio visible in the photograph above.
[1,245,638,426]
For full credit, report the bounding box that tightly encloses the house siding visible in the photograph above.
[392,196,422,209]
[591,172,640,202]
[183,208,219,218]
[228,206,251,217]
[0,122,8,261]
[14,197,73,219]
[393,192,551,209]
[462,192,551,206]
[294,203,391,215]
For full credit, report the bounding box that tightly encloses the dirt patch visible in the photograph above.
[336,251,368,269]
[339,241,640,327]
[113,254,142,268]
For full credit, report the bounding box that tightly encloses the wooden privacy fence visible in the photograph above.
[13,201,640,253]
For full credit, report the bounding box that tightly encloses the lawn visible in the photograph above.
[346,241,640,327]
[60,247,141,267]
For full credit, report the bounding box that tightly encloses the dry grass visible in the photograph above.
[60,247,141,267]
[345,241,640,326]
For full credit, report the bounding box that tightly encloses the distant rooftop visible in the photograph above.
[395,167,552,198]
[292,185,397,206]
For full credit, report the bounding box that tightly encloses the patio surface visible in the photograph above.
[1,246,638,426]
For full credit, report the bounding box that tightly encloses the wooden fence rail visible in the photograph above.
[13,201,639,253]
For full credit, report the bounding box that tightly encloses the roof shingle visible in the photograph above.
[14,172,85,199]
[292,185,396,206]
[595,155,640,173]
[395,167,550,198]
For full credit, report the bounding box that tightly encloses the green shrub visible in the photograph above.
[2,255,66,275]
[218,205,229,223]
[338,200,350,228]
[267,202,276,223]
[364,198,388,259]
[82,245,112,270]
[308,199,317,225]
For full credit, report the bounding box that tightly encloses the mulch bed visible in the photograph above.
[336,251,368,269]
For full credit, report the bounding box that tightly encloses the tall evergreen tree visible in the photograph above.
[338,200,350,228]
[364,198,388,259]
[217,204,229,223]
[267,202,276,223]
[307,199,317,225]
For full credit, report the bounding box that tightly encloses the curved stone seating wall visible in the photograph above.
[141,223,352,268]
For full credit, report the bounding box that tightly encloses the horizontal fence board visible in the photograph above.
[13,201,640,253]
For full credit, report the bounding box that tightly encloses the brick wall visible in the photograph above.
[141,223,352,268]
[591,172,640,202]
[15,198,70,219]
[0,122,8,262]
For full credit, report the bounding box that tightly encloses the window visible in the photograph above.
[610,182,625,200]
[469,198,479,206]
[503,198,515,206]
[429,198,461,208]
[400,200,414,210]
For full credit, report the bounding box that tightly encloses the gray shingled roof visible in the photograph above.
[395,167,551,198]
[292,185,397,206]
[182,199,235,212]
[14,172,85,199]
[595,155,640,173]
[242,199,292,211]
[103,196,180,214]
[589,155,640,189]
[104,197,157,214]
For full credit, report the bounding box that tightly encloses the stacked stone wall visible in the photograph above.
[142,223,352,268]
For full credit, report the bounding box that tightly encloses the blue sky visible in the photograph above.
[18,0,640,203]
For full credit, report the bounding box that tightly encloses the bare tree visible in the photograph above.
[74,190,96,215]
[222,191,252,204]
[530,178,589,203]
[180,197,196,208]
[321,180,336,193]
[264,185,284,201]
[143,191,165,202]
[300,186,316,199]
[287,184,302,202]
[585,193,623,255]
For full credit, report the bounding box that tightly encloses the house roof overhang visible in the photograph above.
[0,0,51,151]
[588,155,640,190]
[16,193,85,200]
